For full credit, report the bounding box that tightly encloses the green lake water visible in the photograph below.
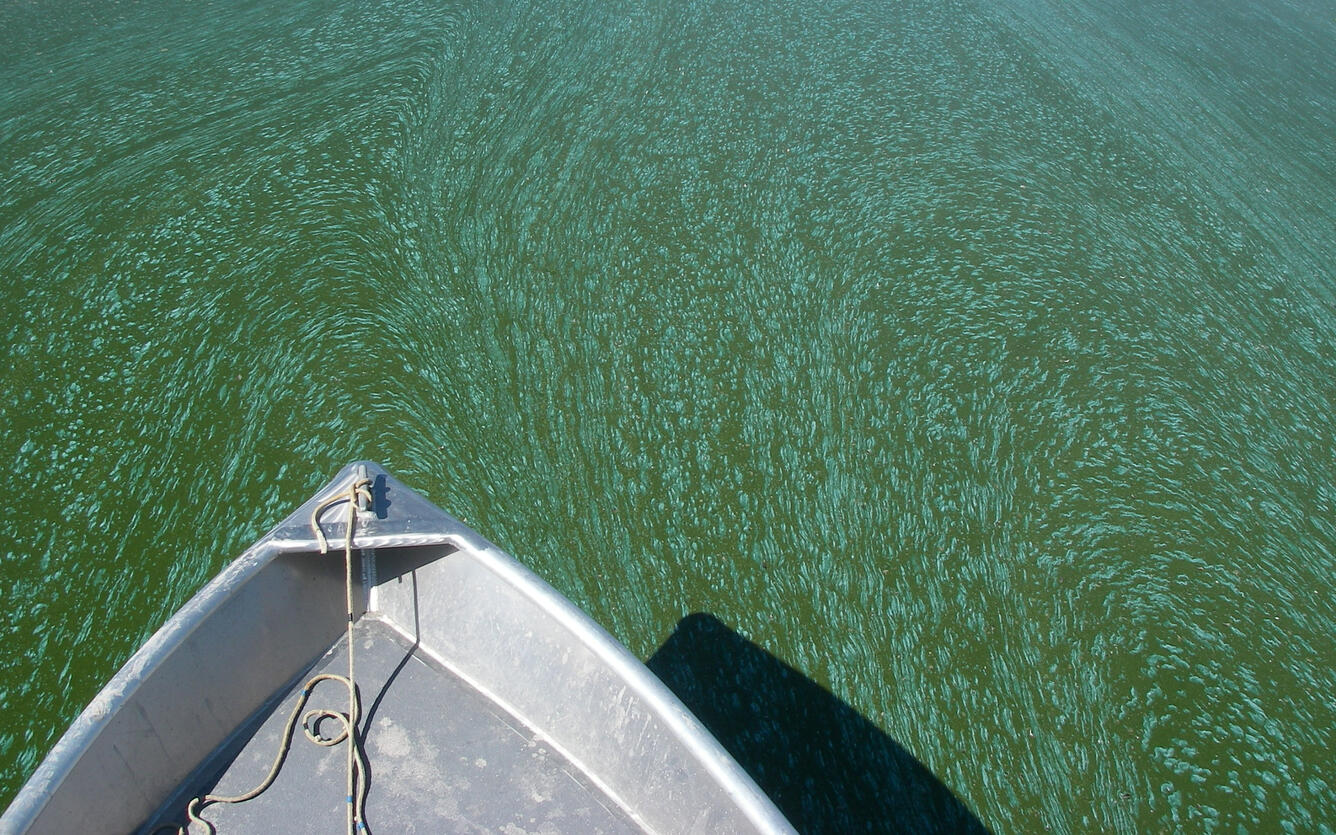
[2,0,1334,830]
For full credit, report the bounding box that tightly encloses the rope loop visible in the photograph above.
[309,475,374,554]
[162,474,374,834]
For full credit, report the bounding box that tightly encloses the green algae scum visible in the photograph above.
[2,0,1334,830]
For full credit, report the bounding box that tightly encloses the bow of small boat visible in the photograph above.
[1,463,793,835]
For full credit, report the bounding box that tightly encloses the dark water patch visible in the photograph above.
[649,613,990,833]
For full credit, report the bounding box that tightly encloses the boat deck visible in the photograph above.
[154,617,640,834]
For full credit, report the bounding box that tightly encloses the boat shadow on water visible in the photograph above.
[646,614,991,835]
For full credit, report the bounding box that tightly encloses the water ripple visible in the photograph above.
[2,0,1334,830]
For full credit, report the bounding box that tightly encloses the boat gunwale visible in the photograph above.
[380,531,795,833]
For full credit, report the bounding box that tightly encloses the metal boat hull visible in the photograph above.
[1,463,793,834]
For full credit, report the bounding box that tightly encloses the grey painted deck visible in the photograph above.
[157,618,640,834]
